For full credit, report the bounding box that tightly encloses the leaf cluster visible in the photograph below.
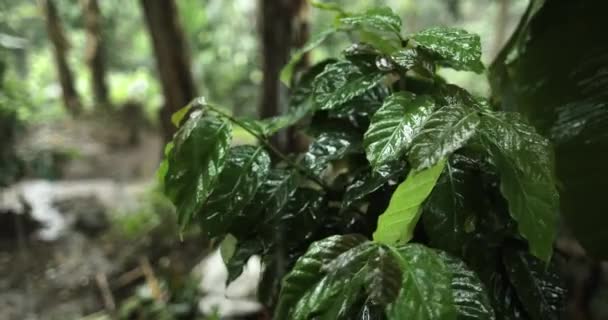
[160,5,564,319]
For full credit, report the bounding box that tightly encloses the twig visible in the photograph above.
[95,272,116,313]
[113,266,144,289]
[139,256,165,302]
[206,104,332,191]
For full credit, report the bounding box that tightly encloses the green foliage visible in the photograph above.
[161,5,563,319]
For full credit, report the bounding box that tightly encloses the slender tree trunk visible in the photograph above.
[42,0,82,115]
[140,0,197,142]
[446,0,461,21]
[492,0,510,59]
[81,0,110,108]
[258,0,307,152]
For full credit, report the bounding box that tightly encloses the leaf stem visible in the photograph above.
[205,104,332,191]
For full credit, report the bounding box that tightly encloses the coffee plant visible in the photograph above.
[160,5,566,320]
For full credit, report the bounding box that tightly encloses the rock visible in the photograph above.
[53,196,109,237]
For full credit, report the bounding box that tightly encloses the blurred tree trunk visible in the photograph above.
[42,0,82,116]
[258,0,308,152]
[140,0,196,142]
[446,0,461,21]
[492,0,510,59]
[81,0,110,108]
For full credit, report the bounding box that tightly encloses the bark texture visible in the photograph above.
[140,0,197,141]
[82,0,110,107]
[259,0,308,151]
[43,0,82,115]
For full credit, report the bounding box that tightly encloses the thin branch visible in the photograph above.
[205,104,332,191]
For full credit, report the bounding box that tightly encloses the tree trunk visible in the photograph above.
[492,0,509,59]
[140,0,197,142]
[81,0,110,108]
[258,0,307,152]
[42,0,82,116]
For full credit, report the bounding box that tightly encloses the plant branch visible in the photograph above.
[205,104,332,191]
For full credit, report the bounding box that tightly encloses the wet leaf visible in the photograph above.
[340,6,402,35]
[201,145,271,238]
[303,130,362,175]
[502,248,566,320]
[386,244,457,320]
[480,112,559,261]
[409,104,480,170]
[274,234,369,320]
[230,169,298,238]
[164,113,232,228]
[373,160,445,245]
[313,61,385,111]
[412,27,484,73]
[439,252,495,320]
[364,92,435,169]
[342,161,406,211]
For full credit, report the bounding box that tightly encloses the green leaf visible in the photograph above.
[274,188,326,248]
[342,161,406,211]
[313,61,385,111]
[201,145,271,238]
[409,104,480,170]
[373,160,445,245]
[364,92,435,168]
[387,244,457,320]
[422,155,481,255]
[480,112,559,261]
[502,248,566,320]
[274,234,369,320]
[171,105,192,128]
[156,142,173,184]
[412,27,484,73]
[310,1,346,14]
[281,28,339,85]
[220,234,237,264]
[340,6,402,35]
[280,239,403,320]
[391,47,436,78]
[439,252,495,320]
[303,130,361,175]
[231,169,298,238]
[225,239,264,284]
[489,271,530,320]
[164,112,232,228]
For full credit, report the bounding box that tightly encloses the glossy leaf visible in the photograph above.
[303,130,362,175]
[422,155,481,254]
[234,169,298,235]
[313,61,385,111]
[439,252,495,320]
[373,160,445,245]
[340,6,402,35]
[201,145,271,238]
[480,112,559,261]
[164,112,232,228]
[274,234,369,320]
[280,239,403,320]
[364,92,435,168]
[392,47,436,78]
[409,104,480,170]
[342,161,406,210]
[412,27,484,73]
[274,188,327,248]
[503,248,566,320]
[330,83,390,120]
[387,244,457,320]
